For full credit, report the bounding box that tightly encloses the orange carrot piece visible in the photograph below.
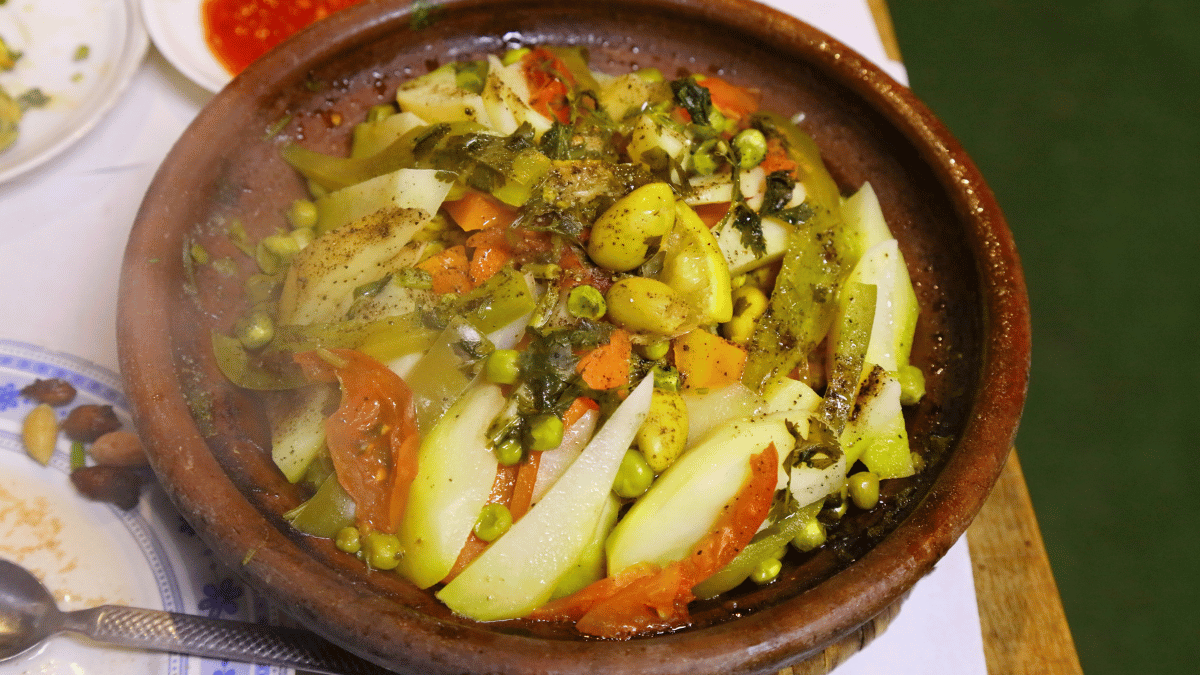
[672,329,748,390]
[509,451,541,522]
[563,396,600,428]
[417,245,473,294]
[693,202,731,229]
[444,191,519,232]
[576,329,632,390]
[469,245,513,285]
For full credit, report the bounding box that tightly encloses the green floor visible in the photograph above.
[889,2,1199,673]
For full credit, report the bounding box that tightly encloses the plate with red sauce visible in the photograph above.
[141,0,360,93]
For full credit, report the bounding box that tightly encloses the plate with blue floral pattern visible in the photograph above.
[0,340,289,675]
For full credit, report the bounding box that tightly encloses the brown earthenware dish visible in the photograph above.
[118,0,1030,672]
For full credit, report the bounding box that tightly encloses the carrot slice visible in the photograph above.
[576,329,632,390]
[417,245,473,294]
[293,349,419,533]
[672,329,748,390]
[444,191,519,232]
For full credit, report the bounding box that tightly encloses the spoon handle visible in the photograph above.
[63,605,395,675]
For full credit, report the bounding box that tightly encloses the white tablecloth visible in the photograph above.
[0,1,985,672]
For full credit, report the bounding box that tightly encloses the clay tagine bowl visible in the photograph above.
[118,0,1031,672]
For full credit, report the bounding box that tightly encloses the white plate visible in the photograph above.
[0,340,289,675]
[141,0,230,93]
[0,0,148,184]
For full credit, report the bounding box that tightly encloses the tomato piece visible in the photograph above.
[529,562,661,622]
[698,76,762,121]
[521,48,576,124]
[294,349,419,533]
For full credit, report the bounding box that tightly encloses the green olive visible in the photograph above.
[721,284,769,345]
[494,437,524,466]
[334,526,361,554]
[587,183,676,272]
[612,449,654,499]
[485,349,522,385]
[567,285,607,320]
[605,277,689,336]
[750,557,782,585]
[287,199,319,230]
[848,471,881,510]
[635,389,688,473]
[733,128,768,169]
[474,503,514,542]
[363,532,401,570]
[525,413,564,451]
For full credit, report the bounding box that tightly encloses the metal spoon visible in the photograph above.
[0,558,394,674]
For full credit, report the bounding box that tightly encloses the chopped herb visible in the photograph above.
[670,77,713,127]
[73,44,90,61]
[730,202,766,255]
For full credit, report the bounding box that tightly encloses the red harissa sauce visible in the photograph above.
[203,0,362,75]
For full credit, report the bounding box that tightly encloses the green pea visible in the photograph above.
[363,532,401,570]
[637,339,670,361]
[612,449,654,499]
[235,311,275,350]
[486,349,521,385]
[494,437,524,466]
[567,285,607,320]
[848,471,881,510]
[690,139,721,175]
[473,503,513,542]
[750,557,782,584]
[286,199,319,230]
[733,128,768,169]
[791,516,826,552]
[263,232,301,260]
[525,414,564,451]
[335,526,361,554]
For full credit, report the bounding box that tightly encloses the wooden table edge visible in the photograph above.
[967,450,1084,675]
